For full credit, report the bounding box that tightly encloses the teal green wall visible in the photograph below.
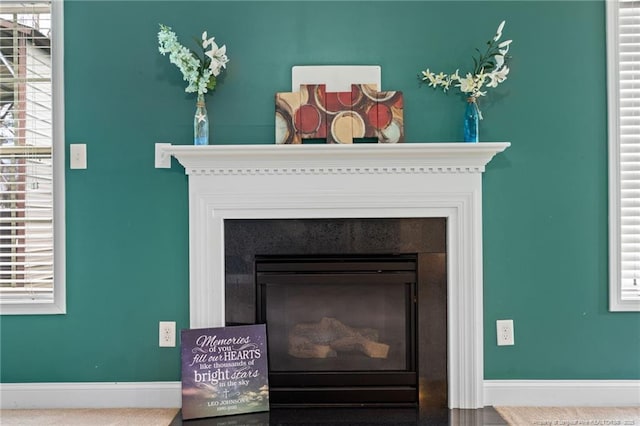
[1,1,638,383]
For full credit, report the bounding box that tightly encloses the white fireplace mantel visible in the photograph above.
[155,142,508,174]
[154,142,510,409]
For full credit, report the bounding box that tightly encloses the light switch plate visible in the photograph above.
[70,144,87,169]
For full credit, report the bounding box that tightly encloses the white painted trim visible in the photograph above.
[607,0,623,311]
[154,142,510,174]
[607,0,640,311]
[0,0,66,315]
[484,380,640,407]
[51,0,67,316]
[3,380,638,409]
[0,382,181,409]
[156,142,509,409]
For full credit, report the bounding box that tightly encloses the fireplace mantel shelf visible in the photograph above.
[155,142,510,175]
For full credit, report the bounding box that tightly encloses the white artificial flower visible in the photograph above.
[493,66,510,83]
[421,69,438,87]
[159,24,229,95]
[486,66,509,88]
[418,21,511,115]
[441,77,453,91]
[498,40,511,57]
[458,73,476,93]
[474,73,487,96]
[494,20,505,41]
[206,43,229,77]
[486,73,499,88]
[202,31,215,49]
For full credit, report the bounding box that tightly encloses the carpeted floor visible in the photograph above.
[1,407,638,425]
[0,408,180,426]
[495,406,640,425]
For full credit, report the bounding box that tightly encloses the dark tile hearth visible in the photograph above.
[170,407,508,425]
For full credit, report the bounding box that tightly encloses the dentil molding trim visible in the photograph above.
[154,142,510,175]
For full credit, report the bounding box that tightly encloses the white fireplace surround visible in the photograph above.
[155,141,510,409]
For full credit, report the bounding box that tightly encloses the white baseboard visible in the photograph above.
[2,380,639,409]
[0,382,181,409]
[484,380,640,407]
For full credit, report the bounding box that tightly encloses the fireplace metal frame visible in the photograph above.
[256,255,418,407]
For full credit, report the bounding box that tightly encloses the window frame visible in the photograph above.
[0,0,65,315]
[607,0,640,312]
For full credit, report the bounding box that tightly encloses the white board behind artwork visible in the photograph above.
[291,65,381,92]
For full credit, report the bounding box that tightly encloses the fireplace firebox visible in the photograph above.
[256,255,418,406]
[224,218,448,408]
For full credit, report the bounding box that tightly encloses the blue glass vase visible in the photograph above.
[194,93,209,145]
[463,98,479,143]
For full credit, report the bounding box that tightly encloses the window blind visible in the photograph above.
[619,0,640,300]
[0,1,53,302]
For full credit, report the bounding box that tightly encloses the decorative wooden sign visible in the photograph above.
[181,324,269,420]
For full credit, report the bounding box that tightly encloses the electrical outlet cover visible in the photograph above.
[159,321,176,347]
[496,319,514,346]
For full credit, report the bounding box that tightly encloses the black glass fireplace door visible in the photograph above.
[256,256,418,406]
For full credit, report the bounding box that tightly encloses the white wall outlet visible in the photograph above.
[69,144,87,169]
[159,321,176,347]
[496,319,515,346]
